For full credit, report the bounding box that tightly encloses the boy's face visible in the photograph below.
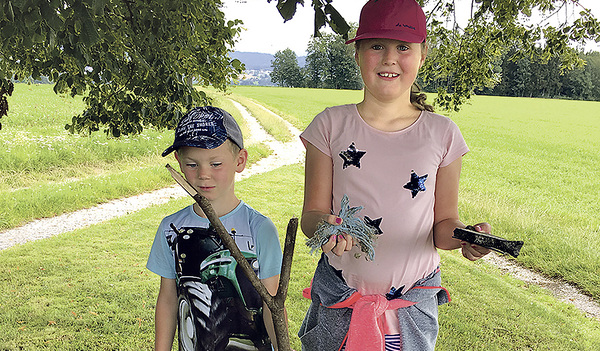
[175,141,247,206]
[355,38,427,103]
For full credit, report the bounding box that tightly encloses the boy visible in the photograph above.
[147,106,283,351]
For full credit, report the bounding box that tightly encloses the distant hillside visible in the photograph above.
[230,52,274,71]
[229,51,306,71]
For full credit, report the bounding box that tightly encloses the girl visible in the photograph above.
[298,0,491,350]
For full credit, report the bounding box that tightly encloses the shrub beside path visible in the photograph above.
[1,99,598,321]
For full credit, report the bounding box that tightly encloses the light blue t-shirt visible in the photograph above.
[146,201,283,280]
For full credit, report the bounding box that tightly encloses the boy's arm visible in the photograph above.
[261,274,285,351]
[155,277,178,351]
[432,157,490,260]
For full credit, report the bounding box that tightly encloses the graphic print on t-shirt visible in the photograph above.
[364,216,383,235]
[403,170,428,198]
[339,142,366,169]
[167,225,271,351]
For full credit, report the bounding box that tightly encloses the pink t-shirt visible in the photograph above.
[301,104,469,333]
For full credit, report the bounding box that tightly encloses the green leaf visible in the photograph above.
[324,4,350,37]
[39,1,63,32]
[1,21,16,37]
[5,1,14,22]
[92,0,106,16]
[277,0,303,22]
[80,19,100,46]
[314,7,326,37]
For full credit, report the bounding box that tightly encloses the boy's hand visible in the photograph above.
[321,215,355,256]
[460,223,492,261]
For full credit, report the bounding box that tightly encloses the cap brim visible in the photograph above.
[161,137,229,157]
[346,30,426,45]
[161,145,177,157]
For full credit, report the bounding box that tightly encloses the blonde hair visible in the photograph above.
[410,82,434,112]
[355,40,434,112]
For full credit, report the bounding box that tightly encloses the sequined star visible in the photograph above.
[385,285,406,300]
[403,170,428,198]
[339,142,366,169]
[364,216,383,235]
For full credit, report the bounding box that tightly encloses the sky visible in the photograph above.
[221,0,600,56]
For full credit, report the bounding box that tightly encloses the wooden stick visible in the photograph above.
[166,164,296,351]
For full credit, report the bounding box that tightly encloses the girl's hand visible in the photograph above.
[460,223,492,261]
[321,215,355,256]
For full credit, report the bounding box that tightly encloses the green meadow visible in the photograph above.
[231,85,600,299]
[0,84,599,350]
[0,84,271,231]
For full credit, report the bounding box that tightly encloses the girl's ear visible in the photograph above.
[354,41,360,66]
[419,43,428,69]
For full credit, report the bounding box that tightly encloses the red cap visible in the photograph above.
[346,0,427,44]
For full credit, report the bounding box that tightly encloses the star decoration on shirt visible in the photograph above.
[386,285,406,300]
[403,170,428,198]
[364,216,383,235]
[339,142,366,169]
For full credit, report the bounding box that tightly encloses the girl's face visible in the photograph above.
[355,38,427,104]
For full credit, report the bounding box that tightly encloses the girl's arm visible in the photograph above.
[433,157,490,261]
[302,142,353,255]
[155,277,178,351]
[301,142,334,238]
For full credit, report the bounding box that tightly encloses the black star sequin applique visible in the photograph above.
[385,285,406,300]
[339,142,366,169]
[364,216,383,235]
[403,170,428,198]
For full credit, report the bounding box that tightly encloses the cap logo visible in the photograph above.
[397,23,416,31]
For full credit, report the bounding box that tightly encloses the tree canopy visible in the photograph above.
[270,49,304,88]
[1,0,599,135]
[304,31,362,90]
[0,0,243,136]
[271,0,599,109]
[420,0,600,109]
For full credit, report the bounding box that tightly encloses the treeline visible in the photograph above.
[480,50,600,101]
[271,36,600,102]
[424,48,600,101]
[270,33,362,90]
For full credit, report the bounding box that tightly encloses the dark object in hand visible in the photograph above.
[453,227,524,258]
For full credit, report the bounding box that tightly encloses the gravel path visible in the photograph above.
[0,100,303,251]
[1,100,598,320]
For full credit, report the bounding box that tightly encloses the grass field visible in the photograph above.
[1,164,599,350]
[0,84,271,230]
[231,85,600,301]
[1,84,599,349]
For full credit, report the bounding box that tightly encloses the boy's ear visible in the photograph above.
[235,148,248,173]
[174,150,184,171]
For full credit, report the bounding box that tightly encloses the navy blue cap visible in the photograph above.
[162,106,244,157]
